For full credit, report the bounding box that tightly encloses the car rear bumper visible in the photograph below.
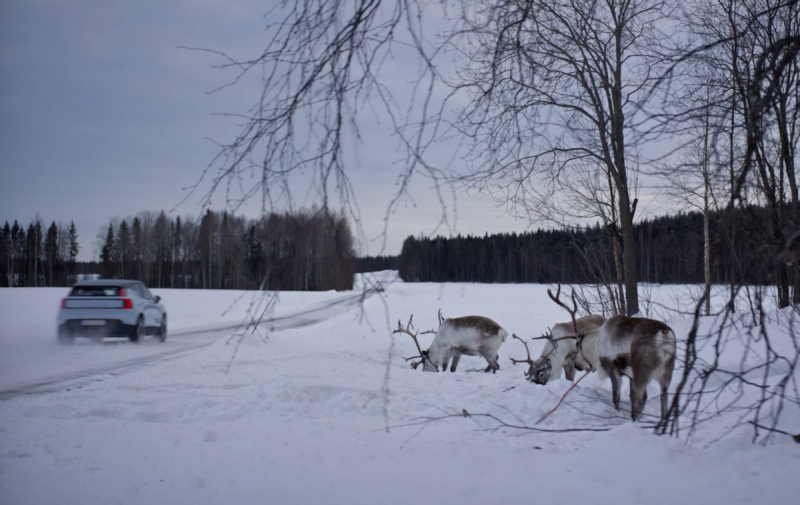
[58,307,138,325]
[58,319,137,339]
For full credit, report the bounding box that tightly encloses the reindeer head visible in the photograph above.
[527,335,566,385]
[510,333,554,384]
[393,315,438,372]
[510,330,579,385]
[420,350,438,372]
[529,357,553,384]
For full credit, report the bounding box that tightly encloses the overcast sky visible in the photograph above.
[0,0,541,261]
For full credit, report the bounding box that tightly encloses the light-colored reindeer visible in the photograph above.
[511,314,606,384]
[394,310,508,373]
[573,315,676,421]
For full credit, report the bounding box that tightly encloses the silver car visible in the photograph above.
[57,279,167,344]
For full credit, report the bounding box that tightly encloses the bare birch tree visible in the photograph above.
[192,0,798,307]
[450,0,679,315]
[680,0,800,306]
[661,91,726,315]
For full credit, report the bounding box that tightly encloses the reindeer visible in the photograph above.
[512,285,676,421]
[394,310,508,373]
[574,315,677,421]
[510,314,606,384]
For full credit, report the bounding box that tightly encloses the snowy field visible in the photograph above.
[0,273,798,504]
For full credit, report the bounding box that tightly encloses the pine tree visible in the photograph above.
[199,210,215,289]
[172,216,182,288]
[153,211,169,287]
[132,217,142,281]
[44,221,59,287]
[25,220,43,286]
[67,221,79,284]
[117,220,131,279]
[10,221,23,286]
[0,222,10,287]
[100,224,115,279]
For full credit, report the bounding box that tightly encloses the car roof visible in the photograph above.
[71,279,142,287]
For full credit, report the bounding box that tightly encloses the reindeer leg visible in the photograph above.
[630,351,660,421]
[630,374,650,422]
[601,357,621,411]
[659,357,675,421]
[563,355,576,382]
[483,354,500,374]
[659,375,671,421]
[478,345,500,373]
[450,354,461,372]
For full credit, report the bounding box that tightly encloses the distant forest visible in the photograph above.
[2,205,793,291]
[383,206,792,287]
[0,220,81,288]
[356,255,397,273]
[1,209,356,291]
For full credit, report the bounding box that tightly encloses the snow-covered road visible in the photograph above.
[0,287,379,399]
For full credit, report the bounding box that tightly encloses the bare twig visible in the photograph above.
[252,289,280,333]
[382,412,613,438]
[748,422,800,443]
[536,370,592,424]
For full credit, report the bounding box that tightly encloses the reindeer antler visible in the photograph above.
[547,284,581,338]
[532,328,579,348]
[511,329,580,382]
[509,333,535,367]
[418,308,441,335]
[392,315,426,369]
[509,333,539,381]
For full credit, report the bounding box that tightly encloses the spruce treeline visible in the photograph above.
[5,205,790,290]
[0,219,80,287]
[96,209,356,291]
[356,255,397,273]
[395,206,789,286]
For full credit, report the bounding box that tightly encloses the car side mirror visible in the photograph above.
[154,295,161,303]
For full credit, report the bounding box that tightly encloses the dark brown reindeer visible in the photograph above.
[394,310,508,373]
[574,315,676,421]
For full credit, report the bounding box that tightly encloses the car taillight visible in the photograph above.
[121,299,132,309]
[61,298,68,309]
[119,288,126,296]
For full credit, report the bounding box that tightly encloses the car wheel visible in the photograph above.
[158,315,167,343]
[130,316,145,343]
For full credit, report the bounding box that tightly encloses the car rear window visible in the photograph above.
[70,286,123,297]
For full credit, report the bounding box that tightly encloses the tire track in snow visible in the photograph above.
[0,288,381,401]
